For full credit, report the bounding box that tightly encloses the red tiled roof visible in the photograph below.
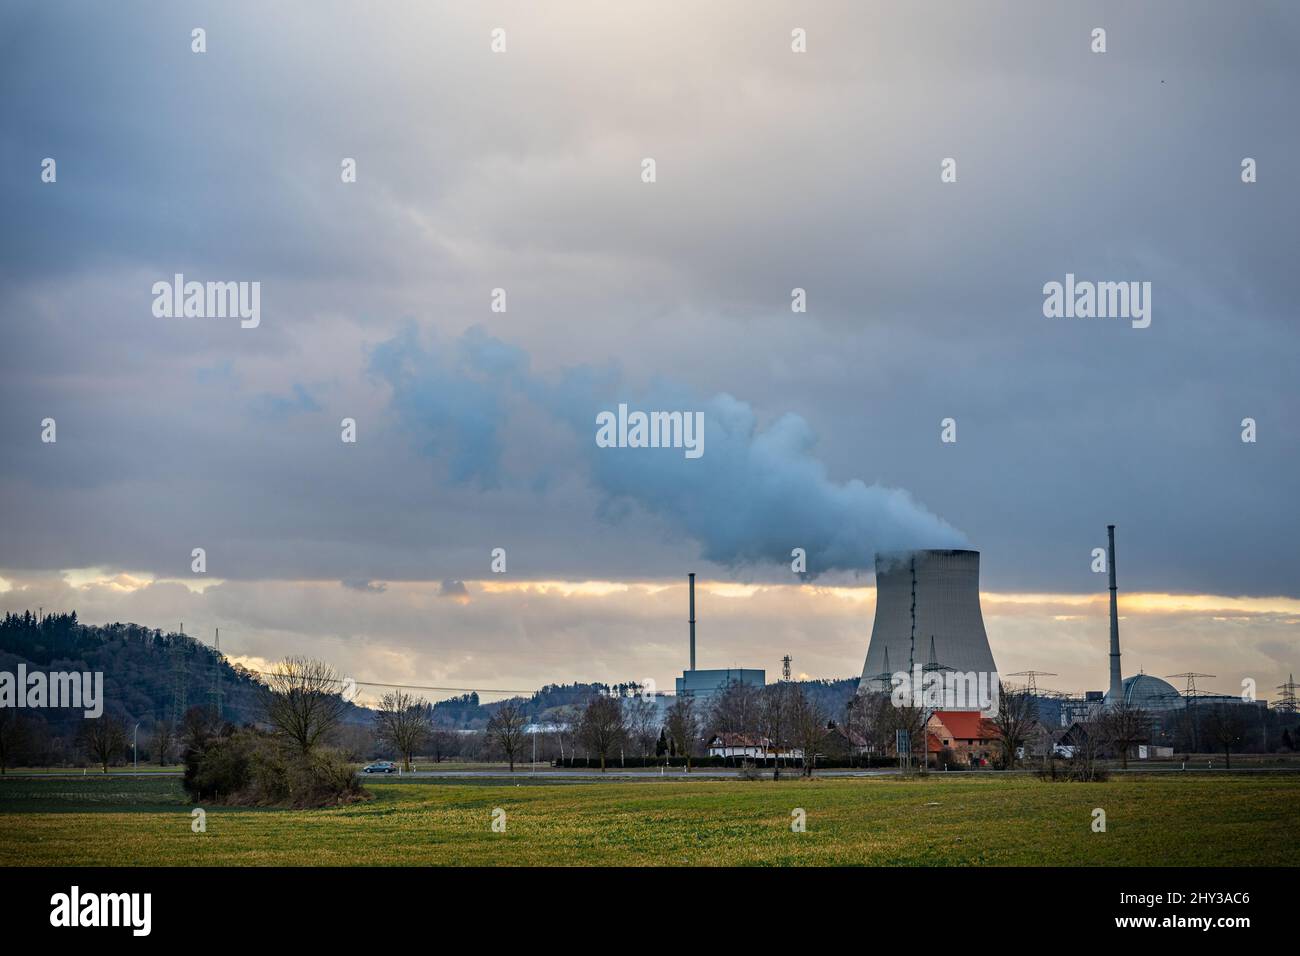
[931,711,1000,741]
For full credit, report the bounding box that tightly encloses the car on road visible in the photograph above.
[362,761,398,774]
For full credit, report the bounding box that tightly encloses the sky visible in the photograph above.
[1,2,1296,704]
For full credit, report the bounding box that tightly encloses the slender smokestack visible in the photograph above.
[1107,524,1122,705]
[688,572,696,671]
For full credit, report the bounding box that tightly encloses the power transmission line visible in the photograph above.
[240,669,534,697]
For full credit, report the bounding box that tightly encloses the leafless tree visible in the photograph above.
[708,680,762,740]
[427,727,457,763]
[79,712,128,773]
[375,690,431,771]
[1202,704,1246,769]
[759,682,793,778]
[1064,719,1107,782]
[787,684,829,777]
[578,694,626,771]
[625,694,661,758]
[855,691,893,760]
[262,657,347,755]
[1099,698,1150,769]
[486,699,528,771]
[993,682,1039,769]
[151,719,176,766]
[841,695,869,767]
[554,704,582,762]
[879,697,926,771]
[665,696,699,771]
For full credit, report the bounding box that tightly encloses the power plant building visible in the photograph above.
[857,549,999,707]
[676,668,765,699]
[1103,674,1183,712]
[675,572,765,700]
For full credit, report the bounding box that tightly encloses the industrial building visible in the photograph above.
[1028,527,1270,746]
[675,572,766,700]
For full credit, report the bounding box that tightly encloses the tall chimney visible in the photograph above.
[688,572,696,672]
[1107,524,1122,706]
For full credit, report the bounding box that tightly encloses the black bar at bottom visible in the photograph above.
[0,866,1276,940]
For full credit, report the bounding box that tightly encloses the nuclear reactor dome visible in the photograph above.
[1103,674,1182,711]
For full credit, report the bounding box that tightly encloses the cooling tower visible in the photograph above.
[857,549,999,697]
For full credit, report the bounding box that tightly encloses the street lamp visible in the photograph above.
[133,722,141,771]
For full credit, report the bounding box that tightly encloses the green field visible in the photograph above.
[1,774,1296,866]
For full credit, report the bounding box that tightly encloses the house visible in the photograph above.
[821,722,870,760]
[706,733,803,761]
[927,710,1001,766]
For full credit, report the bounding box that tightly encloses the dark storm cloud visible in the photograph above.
[0,2,1296,597]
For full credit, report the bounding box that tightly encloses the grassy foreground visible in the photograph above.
[1,774,1296,866]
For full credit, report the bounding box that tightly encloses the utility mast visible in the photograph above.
[209,627,225,720]
[782,655,791,682]
[1168,672,1215,752]
[1008,671,1057,698]
[1276,674,1298,714]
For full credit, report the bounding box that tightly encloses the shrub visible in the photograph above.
[183,726,368,808]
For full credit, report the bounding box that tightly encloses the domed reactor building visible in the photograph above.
[1104,674,1183,712]
[857,549,999,708]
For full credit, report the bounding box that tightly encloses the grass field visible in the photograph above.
[1,773,1296,866]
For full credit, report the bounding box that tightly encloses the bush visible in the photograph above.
[183,726,368,808]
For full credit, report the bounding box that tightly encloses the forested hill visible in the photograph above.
[0,610,265,730]
[1,610,863,733]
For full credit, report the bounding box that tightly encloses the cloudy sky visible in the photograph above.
[1,2,1296,704]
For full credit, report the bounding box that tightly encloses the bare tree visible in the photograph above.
[759,682,790,779]
[1064,719,1106,782]
[855,691,893,761]
[1202,704,1246,769]
[665,696,699,771]
[625,694,661,758]
[151,718,176,766]
[375,690,431,772]
[427,728,457,764]
[79,712,128,773]
[708,680,762,741]
[841,695,868,768]
[262,657,347,755]
[880,698,926,771]
[787,684,828,777]
[554,704,582,763]
[993,682,1038,769]
[486,699,528,771]
[578,694,626,771]
[1099,698,1150,769]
